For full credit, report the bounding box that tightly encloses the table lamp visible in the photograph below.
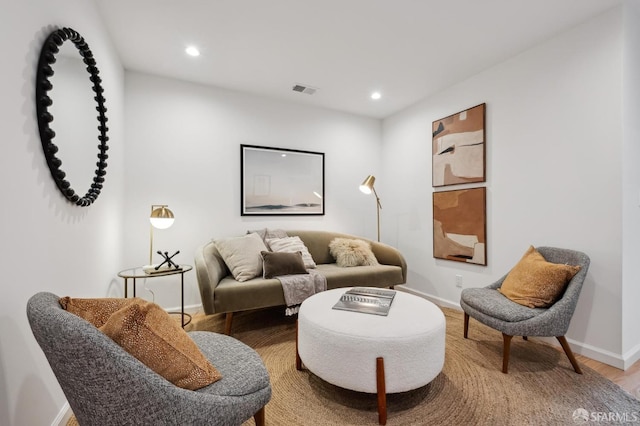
[149,204,175,265]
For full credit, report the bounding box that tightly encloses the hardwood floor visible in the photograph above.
[577,353,640,398]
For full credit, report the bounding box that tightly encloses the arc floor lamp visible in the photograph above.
[359,175,382,242]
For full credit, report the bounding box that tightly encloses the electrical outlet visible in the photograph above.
[455,274,463,288]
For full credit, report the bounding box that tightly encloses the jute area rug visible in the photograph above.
[67,305,640,426]
[186,306,640,426]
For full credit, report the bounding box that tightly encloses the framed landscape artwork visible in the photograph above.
[432,103,486,187]
[433,187,486,265]
[241,144,324,216]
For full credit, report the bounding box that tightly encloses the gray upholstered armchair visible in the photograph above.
[460,247,590,374]
[27,292,271,425]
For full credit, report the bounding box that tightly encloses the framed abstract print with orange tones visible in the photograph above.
[432,103,486,187]
[433,187,486,265]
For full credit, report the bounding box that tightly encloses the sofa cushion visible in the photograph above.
[261,251,308,279]
[215,233,268,282]
[317,264,402,289]
[266,236,316,268]
[212,264,405,313]
[59,296,144,328]
[100,300,222,390]
[498,245,581,308]
[329,238,379,267]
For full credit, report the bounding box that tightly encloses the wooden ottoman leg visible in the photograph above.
[376,357,387,425]
[463,312,470,338]
[296,320,303,371]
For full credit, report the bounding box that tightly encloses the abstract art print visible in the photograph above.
[433,187,486,265]
[432,103,486,187]
[241,144,324,216]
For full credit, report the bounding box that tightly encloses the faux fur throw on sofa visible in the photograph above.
[329,238,379,267]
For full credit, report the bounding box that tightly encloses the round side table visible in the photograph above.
[117,265,193,328]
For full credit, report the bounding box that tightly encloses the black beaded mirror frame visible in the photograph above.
[35,27,109,207]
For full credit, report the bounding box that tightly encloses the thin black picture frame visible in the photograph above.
[240,144,325,216]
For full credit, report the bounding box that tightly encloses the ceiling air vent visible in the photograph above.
[292,84,317,95]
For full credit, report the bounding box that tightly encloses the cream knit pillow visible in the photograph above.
[266,236,316,269]
[214,232,269,282]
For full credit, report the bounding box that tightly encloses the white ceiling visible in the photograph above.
[95,0,622,119]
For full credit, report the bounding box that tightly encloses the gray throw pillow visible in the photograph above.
[261,251,308,279]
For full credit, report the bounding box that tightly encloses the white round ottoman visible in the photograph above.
[296,288,445,424]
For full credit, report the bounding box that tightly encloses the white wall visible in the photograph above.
[0,0,125,424]
[1,2,634,424]
[622,0,640,367]
[382,8,627,365]
[123,72,382,309]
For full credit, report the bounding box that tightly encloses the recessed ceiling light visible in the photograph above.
[185,46,200,57]
[371,91,382,100]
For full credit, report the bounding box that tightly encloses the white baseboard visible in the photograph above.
[394,285,462,311]
[166,303,202,314]
[622,342,640,370]
[394,285,634,371]
[54,402,71,426]
[535,336,625,369]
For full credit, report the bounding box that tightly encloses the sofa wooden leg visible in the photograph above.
[224,312,233,335]
[463,312,469,339]
[253,406,265,426]
[502,333,513,374]
[557,336,582,374]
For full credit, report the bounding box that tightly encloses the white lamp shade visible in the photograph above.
[150,206,175,229]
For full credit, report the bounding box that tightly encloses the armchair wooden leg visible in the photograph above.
[502,333,513,374]
[224,312,234,335]
[522,336,528,341]
[253,406,265,426]
[463,312,469,339]
[557,336,583,374]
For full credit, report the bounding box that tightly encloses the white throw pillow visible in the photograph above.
[246,228,288,244]
[266,236,316,269]
[214,233,268,282]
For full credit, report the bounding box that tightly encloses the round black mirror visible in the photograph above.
[35,27,109,207]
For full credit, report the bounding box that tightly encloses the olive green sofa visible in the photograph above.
[194,230,407,334]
